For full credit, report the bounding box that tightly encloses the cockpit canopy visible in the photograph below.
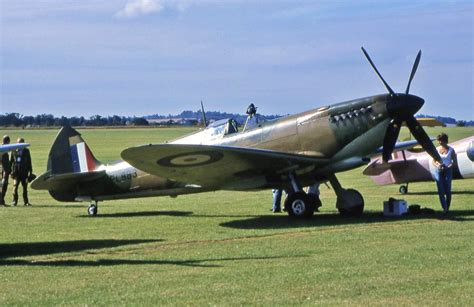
[208,118,239,136]
[171,118,239,145]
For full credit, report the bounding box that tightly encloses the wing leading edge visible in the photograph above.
[121,144,329,189]
[0,143,29,153]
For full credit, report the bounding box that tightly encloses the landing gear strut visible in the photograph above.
[88,201,98,216]
[329,174,364,216]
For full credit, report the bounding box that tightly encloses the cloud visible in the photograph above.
[115,0,164,18]
[115,0,241,18]
[114,0,192,19]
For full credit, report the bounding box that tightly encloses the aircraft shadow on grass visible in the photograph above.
[220,210,474,230]
[0,255,296,268]
[0,239,160,259]
[0,238,297,267]
[76,210,193,218]
[30,204,85,208]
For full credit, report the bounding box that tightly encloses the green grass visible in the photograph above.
[0,126,473,305]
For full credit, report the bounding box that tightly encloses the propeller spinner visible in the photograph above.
[361,47,442,163]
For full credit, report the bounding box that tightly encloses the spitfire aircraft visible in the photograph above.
[364,136,474,194]
[32,48,443,218]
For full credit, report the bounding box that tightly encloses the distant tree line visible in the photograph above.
[1,110,283,128]
[2,111,470,128]
[0,113,149,127]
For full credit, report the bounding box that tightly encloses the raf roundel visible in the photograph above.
[157,151,224,167]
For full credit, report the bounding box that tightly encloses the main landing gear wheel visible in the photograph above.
[88,203,98,216]
[399,185,408,194]
[337,189,364,217]
[284,192,315,219]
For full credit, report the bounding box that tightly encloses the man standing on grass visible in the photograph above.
[1,135,11,206]
[10,138,33,206]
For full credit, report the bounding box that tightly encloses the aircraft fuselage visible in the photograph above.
[35,93,418,202]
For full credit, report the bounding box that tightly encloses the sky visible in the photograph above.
[1,0,473,120]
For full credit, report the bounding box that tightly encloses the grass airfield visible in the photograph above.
[0,126,473,305]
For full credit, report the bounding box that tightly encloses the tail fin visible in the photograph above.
[47,126,102,175]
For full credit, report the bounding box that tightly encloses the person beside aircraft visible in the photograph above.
[306,184,320,208]
[10,138,33,206]
[272,189,284,213]
[432,133,457,214]
[1,135,12,206]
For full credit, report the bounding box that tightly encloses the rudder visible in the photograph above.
[47,126,101,175]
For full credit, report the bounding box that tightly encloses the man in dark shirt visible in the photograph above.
[10,138,33,206]
[1,135,12,206]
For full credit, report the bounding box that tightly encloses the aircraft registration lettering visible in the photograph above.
[109,170,138,184]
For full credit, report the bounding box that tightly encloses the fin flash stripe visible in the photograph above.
[70,142,95,173]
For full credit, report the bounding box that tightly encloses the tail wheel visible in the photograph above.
[399,185,408,194]
[284,192,315,219]
[88,203,98,216]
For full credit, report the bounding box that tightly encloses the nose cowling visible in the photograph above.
[381,93,428,163]
[386,94,424,119]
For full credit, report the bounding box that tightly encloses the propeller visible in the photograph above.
[361,47,395,95]
[361,47,442,163]
[382,118,402,162]
[405,50,421,94]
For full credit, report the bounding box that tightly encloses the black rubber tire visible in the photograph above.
[88,204,98,216]
[399,185,408,194]
[337,189,364,217]
[284,192,315,218]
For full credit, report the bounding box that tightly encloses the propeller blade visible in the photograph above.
[361,47,395,95]
[405,116,442,163]
[405,50,422,94]
[382,118,402,162]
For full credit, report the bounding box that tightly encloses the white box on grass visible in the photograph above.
[383,199,408,216]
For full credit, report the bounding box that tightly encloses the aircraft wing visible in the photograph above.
[362,158,420,176]
[371,138,437,156]
[371,140,420,156]
[0,143,29,153]
[122,144,329,189]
